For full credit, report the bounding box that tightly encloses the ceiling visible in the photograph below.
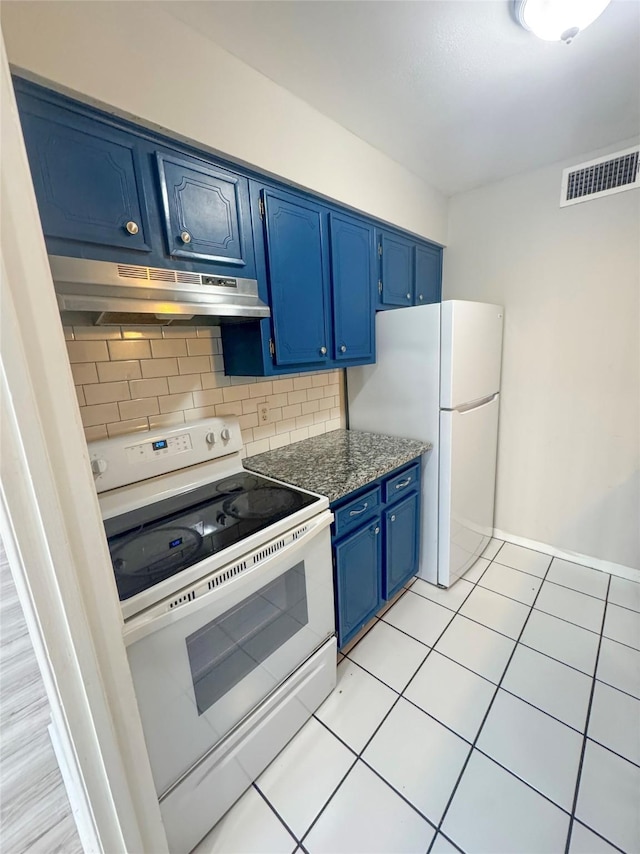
[164,1,640,196]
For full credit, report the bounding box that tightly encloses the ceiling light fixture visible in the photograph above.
[514,0,611,44]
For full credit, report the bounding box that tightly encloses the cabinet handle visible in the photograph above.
[180,230,192,244]
[372,526,380,535]
[391,514,396,522]
[125,221,139,235]
[419,294,424,301]
[395,477,412,489]
[319,346,327,356]
[349,502,369,517]
[406,293,411,300]
[340,344,347,353]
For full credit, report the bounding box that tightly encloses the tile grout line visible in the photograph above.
[251,782,304,849]
[571,818,627,854]
[564,573,613,854]
[426,557,554,853]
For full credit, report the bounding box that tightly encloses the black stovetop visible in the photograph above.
[104,471,319,601]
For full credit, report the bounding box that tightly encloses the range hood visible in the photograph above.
[50,256,270,326]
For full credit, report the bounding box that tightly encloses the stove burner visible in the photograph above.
[222,487,302,520]
[111,526,203,577]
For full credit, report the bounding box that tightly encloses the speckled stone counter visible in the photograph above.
[243,429,432,503]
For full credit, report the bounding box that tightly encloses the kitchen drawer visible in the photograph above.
[383,461,420,502]
[333,485,381,537]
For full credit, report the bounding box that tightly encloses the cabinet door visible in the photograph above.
[19,108,150,252]
[329,213,375,362]
[414,244,442,306]
[383,493,420,599]
[379,232,414,307]
[263,190,330,366]
[334,521,382,648]
[156,153,251,268]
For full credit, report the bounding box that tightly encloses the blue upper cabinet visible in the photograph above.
[18,101,151,254]
[329,213,375,363]
[156,153,252,270]
[378,231,414,307]
[415,243,442,305]
[262,189,330,366]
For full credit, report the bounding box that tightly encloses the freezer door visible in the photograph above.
[439,394,499,586]
[440,301,504,410]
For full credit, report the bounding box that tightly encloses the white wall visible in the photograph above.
[0,1,447,245]
[445,143,640,570]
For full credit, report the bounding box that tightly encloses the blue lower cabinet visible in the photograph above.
[334,520,382,648]
[383,493,420,600]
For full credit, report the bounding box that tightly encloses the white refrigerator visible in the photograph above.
[347,300,504,588]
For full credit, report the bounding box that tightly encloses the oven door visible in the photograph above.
[124,509,334,797]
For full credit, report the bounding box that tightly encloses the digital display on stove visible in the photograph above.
[152,439,168,451]
[104,472,320,602]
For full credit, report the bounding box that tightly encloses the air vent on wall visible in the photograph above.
[560,146,640,207]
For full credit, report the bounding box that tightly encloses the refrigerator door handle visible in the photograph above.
[450,393,498,414]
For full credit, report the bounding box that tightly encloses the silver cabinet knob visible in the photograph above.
[91,458,107,475]
[180,230,192,244]
[340,344,347,353]
[419,294,424,301]
[374,526,380,535]
[125,221,139,235]
[391,514,396,522]
[406,293,411,300]
[319,346,327,356]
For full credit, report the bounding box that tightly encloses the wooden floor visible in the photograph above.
[0,538,82,854]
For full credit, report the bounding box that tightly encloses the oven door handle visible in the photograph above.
[123,508,334,646]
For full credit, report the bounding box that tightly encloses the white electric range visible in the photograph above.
[89,417,336,853]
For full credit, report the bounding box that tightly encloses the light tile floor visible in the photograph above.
[193,541,640,854]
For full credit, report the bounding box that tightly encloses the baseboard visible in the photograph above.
[493,528,640,584]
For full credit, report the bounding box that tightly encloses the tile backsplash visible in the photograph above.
[65,325,346,456]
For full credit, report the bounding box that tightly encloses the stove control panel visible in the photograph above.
[88,417,243,494]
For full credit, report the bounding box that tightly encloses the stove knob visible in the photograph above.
[91,458,108,475]
[221,428,232,441]
[206,431,217,445]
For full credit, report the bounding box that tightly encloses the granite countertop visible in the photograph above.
[243,429,432,503]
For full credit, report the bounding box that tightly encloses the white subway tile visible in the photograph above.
[289,427,310,444]
[63,326,75,341]
[253,424,276,441]
[195,326,219,338]
[167,375,202,397]
[293,376,314,390]
[311,373,329,387]
[276,418,297,435]
[308,423,326,437]
[250,381,274,398]
[149,412,186,430]
[75,386,86,406]
[288,390,307,405]
[121,326,163,339]
[162,326,197,338]
[201,371,230,389]
[158,393,194,414]
[84,425,108,442]
[80,402,120,427]
[184,406,217,422]
[140,358,179,378]
[178,356,210,374]
[325,419,342,432]
[107,418,150,437]
[268,407,283,422]
[108,340,151,361]
[282,403,302,420]
[215,402,242,417]
[230,375,256,385]
[307,386,325,401]
[222,385,249,403]
[266,393,289,408]
[192,389,224,408]
[71,362,98,385]
[269,433,290,450]
[296,413,315,429]
[186,337,218,356]
[210,355,225,372]
[67,340,109,363]
[238,412,259,430]
[331,406,342,420]
[84,381,131,405]
[129,378,170,399]
[241,397,265,414]
[97,360,142,382]
[73,326,122,340]
[325,383,340,398]
[301,400,320,414]
[118,397,160,420]
[151,339,188,358]
[245,438,271,456]
[271,378,293,394]
[241,428,254,444]
[313,410,331,424]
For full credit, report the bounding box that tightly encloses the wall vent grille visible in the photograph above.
[561,146,640,207]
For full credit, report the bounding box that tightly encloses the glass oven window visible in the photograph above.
[186,562,309,716]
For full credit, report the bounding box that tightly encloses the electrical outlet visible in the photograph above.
[258,404,270,423]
